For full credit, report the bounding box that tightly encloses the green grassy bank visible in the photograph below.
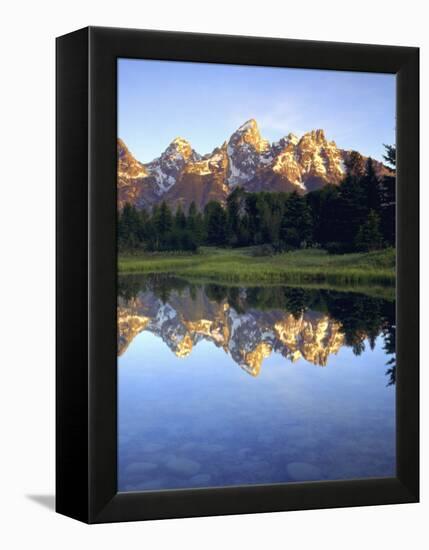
[118,246,395,288]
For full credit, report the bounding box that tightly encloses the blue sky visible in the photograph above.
[118,58,395,164]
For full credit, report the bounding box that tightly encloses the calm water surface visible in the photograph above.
[118,275,396,492]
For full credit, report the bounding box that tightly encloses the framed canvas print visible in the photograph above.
[56,26,419,523]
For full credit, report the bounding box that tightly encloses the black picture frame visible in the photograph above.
[56,26,419,524]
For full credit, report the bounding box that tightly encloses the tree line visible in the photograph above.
[118,145,395,254]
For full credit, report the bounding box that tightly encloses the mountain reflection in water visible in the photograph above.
[118,275,395,381]
[118,275,396,492]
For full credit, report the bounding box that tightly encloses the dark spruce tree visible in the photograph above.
[354,210,383,252]
[204,201,227,246]
[279,192,313,250]
[155,201,173,235]
[362,158,382,213]
[334,174,367,252]
[174,205,187,231]
[379,144,396,246]
[382,144,396,169]
[187,201,205,246]
[226,187,245,246]
[153,201,173,250]
[306,184,341,247]
[118,203,143,250]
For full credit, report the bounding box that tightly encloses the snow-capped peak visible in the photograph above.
[117,124,390,212]
[143,138,201,195]
[164,137,194,158]
[170,136,191,148]
[226,119,271,185]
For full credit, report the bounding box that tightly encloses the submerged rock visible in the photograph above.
[128,478,170,491]
[287,462,322,481]
[125,461,158,474]
[188,473,212,486]
[165,457,201,476]
[141,442,164,453]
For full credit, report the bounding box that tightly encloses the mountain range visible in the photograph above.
[118,119,390,211]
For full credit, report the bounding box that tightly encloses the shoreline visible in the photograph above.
[118,247,395,289]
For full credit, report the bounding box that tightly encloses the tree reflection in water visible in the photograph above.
[118,274,395,383]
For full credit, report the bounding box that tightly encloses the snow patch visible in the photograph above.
[260,154,273,165]
[149,165,176,193]
[156,303,177,324]
[228,158,248,185]
[118,169,147,180]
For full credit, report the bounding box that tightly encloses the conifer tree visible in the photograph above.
[363,157,381,213]
[226,188,244,245]
[335,175,367,249]
[355,210,383,251]
[118,203,142,249]
[204,201,227,245]
[380,144,396,245]
[187,201,205,245]
[187,201,198,232]
[174,205,187,231]
[382,144,396,168]
[379,174,395,245]
[280,192,312,249]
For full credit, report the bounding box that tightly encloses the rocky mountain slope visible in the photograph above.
[118,119,390,211]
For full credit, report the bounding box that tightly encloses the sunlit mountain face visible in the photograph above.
[117,120,393,211]
[117,275,396,382]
